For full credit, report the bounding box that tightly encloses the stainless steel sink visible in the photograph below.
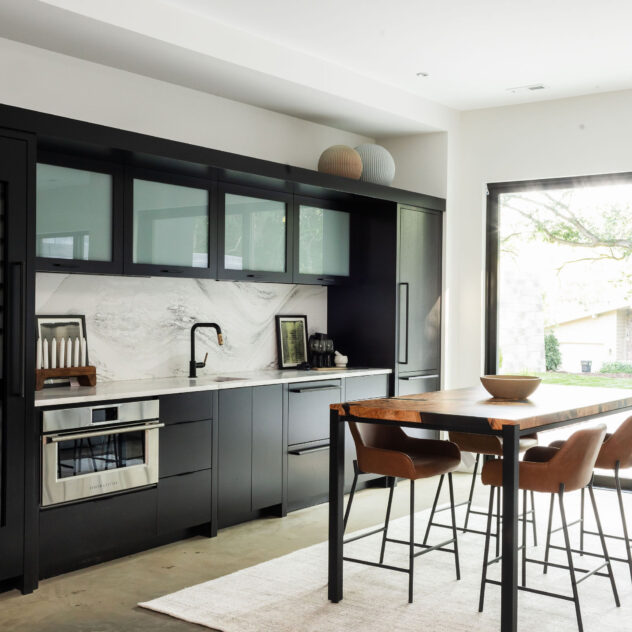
[212,376,243,382]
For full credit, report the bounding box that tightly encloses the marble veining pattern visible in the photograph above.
[36,274,327,382]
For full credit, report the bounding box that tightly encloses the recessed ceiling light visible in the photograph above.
[416,72,429,78]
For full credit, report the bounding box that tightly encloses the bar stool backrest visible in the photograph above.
[548,425,607,492]
[598,415,632,470]
[348,421,408,454]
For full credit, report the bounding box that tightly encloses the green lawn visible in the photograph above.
[535,372,632,388]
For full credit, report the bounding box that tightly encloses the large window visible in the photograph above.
[487,175,632,483]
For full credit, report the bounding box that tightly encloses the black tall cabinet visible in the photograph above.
[0,131,36,591]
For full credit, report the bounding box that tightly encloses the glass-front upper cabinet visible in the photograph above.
[36,156,123,273]
[294,197,351,284]
[218,184,292,282]
[126,170,215,277]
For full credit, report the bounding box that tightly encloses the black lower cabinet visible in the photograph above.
[39,488,157,578]
[157,470,212,534]
[218,385,283,528]
[397,374,440,439]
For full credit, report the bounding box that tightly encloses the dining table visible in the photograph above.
[328,383,632,632]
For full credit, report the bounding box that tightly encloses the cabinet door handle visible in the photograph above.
[10,262,25,397]
[159,269,183,274]
[317,277,335,285]
[51,261,79,269]
[288,444,329,456]
[398,282,409,365]
[289,385,341,393]
[400,374,439,381]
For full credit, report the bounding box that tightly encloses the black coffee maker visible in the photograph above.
[308,333,335,368]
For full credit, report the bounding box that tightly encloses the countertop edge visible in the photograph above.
[34,368,392,408]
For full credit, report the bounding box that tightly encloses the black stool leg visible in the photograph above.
[463,454,480,531]
[478,485,496,613]
[343,461,359,532]
[409,480,415,604]
[588,483,620,607]
[522,489,528,587]
[559,484,583,632]
[422,474,444,545]
[544,493,555,574]
[448,472,461,580]
[495,485,501,557]
[530,490,538,546]
[579,487,585,556]
[379,477,395,564]
[614,462,632,583]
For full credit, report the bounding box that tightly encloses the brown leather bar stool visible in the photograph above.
[547,415,632,582]
[343,422,461,603]
[425,432,539,549]
[478,425,619,632]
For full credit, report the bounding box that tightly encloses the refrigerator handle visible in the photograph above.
[398,282,409,365]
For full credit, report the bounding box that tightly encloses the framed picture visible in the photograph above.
[275,315,308,368]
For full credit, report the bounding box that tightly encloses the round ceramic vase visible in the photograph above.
[317,145,363,179]
[355,144,396,186]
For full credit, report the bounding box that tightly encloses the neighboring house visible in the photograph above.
[547,306,632,372]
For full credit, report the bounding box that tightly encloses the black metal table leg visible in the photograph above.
[328,408,345,602]
[501,424,519,632]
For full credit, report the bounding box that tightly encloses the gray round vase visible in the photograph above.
[355,144,396,186]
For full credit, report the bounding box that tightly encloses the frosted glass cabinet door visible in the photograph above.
[132,178,210,272]
[296,204,350,283]
[219,186,292,282]
[36,163,114,264]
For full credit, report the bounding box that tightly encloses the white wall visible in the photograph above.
[448,89,632,388]
[0,37,372,167]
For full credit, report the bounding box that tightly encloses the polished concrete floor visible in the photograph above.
[0,474,476,632]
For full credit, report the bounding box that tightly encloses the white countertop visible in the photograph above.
[34,367,392,407]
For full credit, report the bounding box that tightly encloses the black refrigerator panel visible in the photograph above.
[397,207,441,376]
[0,133,35,588]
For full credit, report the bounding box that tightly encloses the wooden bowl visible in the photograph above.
[480,375,541,400]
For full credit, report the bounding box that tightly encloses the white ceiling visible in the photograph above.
[1,0,632,136]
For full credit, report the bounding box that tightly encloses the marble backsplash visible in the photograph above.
[36,273,327,382]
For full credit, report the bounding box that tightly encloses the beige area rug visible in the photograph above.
[140,502,632,632]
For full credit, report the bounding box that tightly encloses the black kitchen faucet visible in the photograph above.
[189,323,223,378]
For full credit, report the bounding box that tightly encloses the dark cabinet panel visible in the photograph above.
[397,375,440,439]
[217,388,252,527]
[288,443,330,510]
[160,391,213,425]
[157,469,212,535]
[345,374,389,401]
[397,207,442,375]
[252,385,283,511]
[159,419,212,478]
[39,488,157,578]
[288,380,341,445]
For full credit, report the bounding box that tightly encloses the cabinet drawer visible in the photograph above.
[39,488,157,577]
[345,374,389,401]
[398,375,439,439]
[159,419,212,478]
[288,443,330,509]
[160,391,213,425]
[288,380,341,445]
[157,469,212,534]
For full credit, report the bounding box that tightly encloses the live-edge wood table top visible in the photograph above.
[331,384,632,431]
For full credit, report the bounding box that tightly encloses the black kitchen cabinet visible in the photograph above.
[124,168,217,278]
[35,153,125,275]
[157,469,212,534]
[0,132,37,591]
[292,196,352,285]
[160,391,213,424]
[288,380,342,445]
[39,488,157,578]
[159,419,212,478]
[218,385,283,527]
[218,183,293,283]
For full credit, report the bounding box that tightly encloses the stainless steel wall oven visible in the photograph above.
[41,400,162,506]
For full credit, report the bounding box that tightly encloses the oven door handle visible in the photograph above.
[46,422,165,443]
